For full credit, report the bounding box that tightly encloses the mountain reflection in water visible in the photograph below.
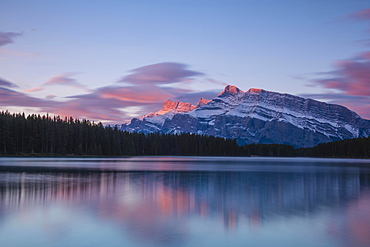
[0,158,370,247]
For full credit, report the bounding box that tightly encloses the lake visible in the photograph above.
[1,157,370,247]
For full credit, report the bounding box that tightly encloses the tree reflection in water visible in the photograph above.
[0,166,369,246]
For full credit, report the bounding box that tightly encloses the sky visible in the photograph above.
[1,0,370,124]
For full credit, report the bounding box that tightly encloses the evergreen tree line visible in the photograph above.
[4,111,366,158]
[0,111,295,157]
[297,137,370,158]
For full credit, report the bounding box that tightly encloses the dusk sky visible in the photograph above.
[1,0,370,124]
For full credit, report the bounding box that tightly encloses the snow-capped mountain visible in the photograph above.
[121,85,370,147]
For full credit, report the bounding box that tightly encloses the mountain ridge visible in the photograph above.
[121,85,370,147]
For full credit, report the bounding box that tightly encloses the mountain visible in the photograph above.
[121,85,370,147]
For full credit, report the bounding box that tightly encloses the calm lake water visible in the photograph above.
[1,157,370,247]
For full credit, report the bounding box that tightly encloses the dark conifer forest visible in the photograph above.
[0,111,369,158]
[296,137,370,158]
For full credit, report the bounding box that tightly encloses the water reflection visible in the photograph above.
[328,190,370,247]
[0,172,362,216]
[0,159,370,247]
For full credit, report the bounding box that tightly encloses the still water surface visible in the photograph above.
[1,157,370,247]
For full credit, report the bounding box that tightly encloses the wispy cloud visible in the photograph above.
[315,55,370,96]
[45,95,56,100]
[0,77,18,88]
[309,8,370,119]
[23,87,44,93]
[59,85,179,122]
[0,86,127,123]
[206,78,228,86]
[0,31,22,47]
[50,97,128,123]
[95,85,174,103]
[119,62,204,85]
[50,63,209,122]
[0,62,216,123]
[43,73,87,89]
[350,8,370,20]
[0,87,53,108]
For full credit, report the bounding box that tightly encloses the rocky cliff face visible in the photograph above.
[121,85,370,147]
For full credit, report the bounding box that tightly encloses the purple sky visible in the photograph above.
[1,1,370,123]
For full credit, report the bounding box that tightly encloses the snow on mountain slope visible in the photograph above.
[188,85,246,120]
[131,98,211,131]
[121,85,370,147]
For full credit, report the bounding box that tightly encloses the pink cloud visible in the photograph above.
[58,85,178,122]
[0,87,54,108]
[97,85,174,103]
[316,54,370,96]
[60,81,215,123]
[23,87,44,93]
[0,62,218,123]
[309,8,370,119]
[0,72,202,123]
[311,52,370,119]
[47,62,205,122]
[0,86,126,123]
[350,9,370,20]
[51,101,124,122]
[312,53,370,119]
[0,31,22,47]
[356,51,370,59]
[43,73,86,89]
[119,62,204,85]
[206,78,227,86]
[50,96,147,123]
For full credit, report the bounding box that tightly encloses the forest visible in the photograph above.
[297,137,370,158]
[0,111,368,158]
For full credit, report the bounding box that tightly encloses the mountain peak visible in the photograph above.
[247,88,264,94]
[123,85,370,148]
[141,99,196,119]
[196,97,211,107]
[219,85,243,96]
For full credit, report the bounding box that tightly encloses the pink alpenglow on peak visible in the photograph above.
[141,98,211,119]
[247,88,263,94]
[160,100,196,113]
[196,98,211,107]
[218,85,244,96]
[141,100,197,118]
